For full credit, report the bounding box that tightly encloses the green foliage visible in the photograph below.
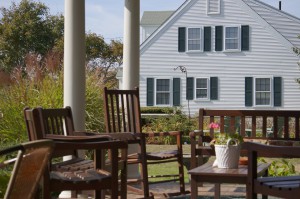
[269,159,296,176]
[0,0,64,72]
[259,158,296,177]
[86,32,109,62]
[142,109,197,144]
[0,68,63,142]
[141,107,181,114]
[0,168,10,197]
[213,133,244,145]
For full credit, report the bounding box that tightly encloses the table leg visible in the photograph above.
[191,175,198,199]
[262,168,268,199]
[214,183,220,199]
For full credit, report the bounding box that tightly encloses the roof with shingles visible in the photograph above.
[140,11,174,26]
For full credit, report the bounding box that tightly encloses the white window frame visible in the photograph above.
[254,77,272,107]
[207,0,221,15]
[155,78,172,106]
[195,77,210,100]
[186,27,203,52]
[224,26,241,52]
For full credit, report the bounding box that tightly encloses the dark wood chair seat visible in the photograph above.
[146,150,178,160]
[52,158,94,171]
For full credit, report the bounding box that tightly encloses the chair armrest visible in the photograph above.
[73,131,100,136]
[54,140,127,151]
[245,141,300,158]
[44,134,112,142]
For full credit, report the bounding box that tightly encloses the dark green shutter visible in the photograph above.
[210,77,218,100]
[186,77,194,100]
[274,77,282,107]
[178,27,186,52]
[245,77,253,107]
[204,27,211,52]
[147,78,154,106]
[241,25,249,51]
[173,78,181,106]
[215,26,223,51]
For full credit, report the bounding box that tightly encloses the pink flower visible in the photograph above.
[209,122,220,129]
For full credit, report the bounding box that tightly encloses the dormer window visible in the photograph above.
[207,0,221,15]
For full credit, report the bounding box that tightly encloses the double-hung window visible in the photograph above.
[255,78,271,106]
[156,79,171,105]
[225,26,240,51]
[187,28,202,51]
[196,78,209,99]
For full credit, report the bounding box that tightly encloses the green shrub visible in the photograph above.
[141,107,181,114]
[259,158,297,176]
[0,66,116,143]
[0,69,64,143]
[143,109,198,144]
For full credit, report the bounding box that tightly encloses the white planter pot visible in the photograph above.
[214,139,241,169]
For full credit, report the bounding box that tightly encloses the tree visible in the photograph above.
[86,32,123,85]
[0,0,64,72]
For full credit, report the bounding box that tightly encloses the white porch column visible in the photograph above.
[64,0,86,131]
[123,0,140,179]
[123,0,140,89]
[62,1,85,197]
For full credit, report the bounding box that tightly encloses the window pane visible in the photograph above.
[196,78,208,99]
[225,39,238,49]
[156,79,170,91]
[225,27,239,50]
[255,78,271,105]
[226,27,238,38]
[156,93,170,105]
[188,40,201,50]
[188,28,200,39]
[156,79,170,105]
[256,78,270,91]
[256,92,270,105]
[196,79,207,88]
[196,89,207,98]
[188,28,201,51]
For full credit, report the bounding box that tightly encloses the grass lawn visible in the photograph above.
[146,144,300,183]
[146,144,191,183]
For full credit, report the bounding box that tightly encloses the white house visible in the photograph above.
[138,0,300,116]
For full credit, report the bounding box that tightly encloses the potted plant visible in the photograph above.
[209,122,244,169]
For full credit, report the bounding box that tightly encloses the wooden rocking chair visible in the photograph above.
[103,87,187,198]
[24,107,128,199]
[0,140,54,199]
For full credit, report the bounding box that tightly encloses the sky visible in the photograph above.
[1,0,300,42]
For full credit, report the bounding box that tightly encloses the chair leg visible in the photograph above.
[94,190,100,199]
[178,157,185,194]
[140,161,150,198]
[120,163,127,199]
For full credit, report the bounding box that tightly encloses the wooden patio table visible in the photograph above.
[188,161,269,199]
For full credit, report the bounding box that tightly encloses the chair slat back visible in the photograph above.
[24,107,77,157]
[24,107,75,140]
[104,87,141,133]
[38,107,75,136]
[199,109,300,140]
